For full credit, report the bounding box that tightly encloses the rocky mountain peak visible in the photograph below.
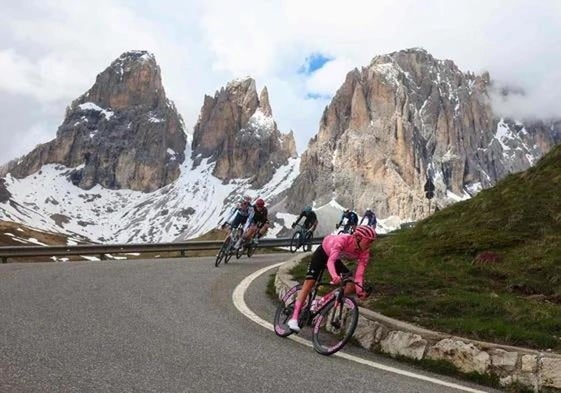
[192,77,296,186]
[259,87,272,116]
[6,50,186,192]
[285,48,561,219]
[75,50,165,111]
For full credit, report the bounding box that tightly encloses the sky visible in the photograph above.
[1,0,560,165]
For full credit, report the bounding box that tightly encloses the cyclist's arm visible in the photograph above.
[359,216,365,225]
[225,208,238,224]
[354,252,370,295]
[326,244,344,283]
[244,208,255,231]
[310,220,318,232]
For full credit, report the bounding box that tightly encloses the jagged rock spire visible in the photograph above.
[192,77,296,186]
[7,50,186,192]
[259,87,272,116]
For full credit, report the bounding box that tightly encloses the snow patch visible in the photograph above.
[78,102,114,120]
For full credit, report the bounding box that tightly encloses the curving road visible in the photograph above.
[0,254,500,393]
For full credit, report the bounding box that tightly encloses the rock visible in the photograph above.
[191,77,296,187]
[7,50,186,192]
[540,357,561,389]
[490,348,518,373]
[0,178,12,203]
[285,48,561,218]
[380,331,427,360]
[426,338,491,374]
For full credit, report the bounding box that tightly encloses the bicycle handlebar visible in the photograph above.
[317,278,373,297]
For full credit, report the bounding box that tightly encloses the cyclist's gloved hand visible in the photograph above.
[335,223,340,229]
[356,288,367,299]
[330,275,341,285]
[291,222,296,228]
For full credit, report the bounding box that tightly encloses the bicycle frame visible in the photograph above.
[298,269,371,326]
[290,224,313,252]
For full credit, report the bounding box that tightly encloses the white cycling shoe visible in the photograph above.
[287,319,300,332]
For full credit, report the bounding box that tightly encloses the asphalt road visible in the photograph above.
[0,254,500,393]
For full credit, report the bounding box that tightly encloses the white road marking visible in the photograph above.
[232,262,491,393]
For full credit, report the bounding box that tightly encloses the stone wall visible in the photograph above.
[274,255,561,392]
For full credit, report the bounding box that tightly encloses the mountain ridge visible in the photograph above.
[1,48,560,243]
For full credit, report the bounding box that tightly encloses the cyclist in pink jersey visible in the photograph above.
[287,225,376,332]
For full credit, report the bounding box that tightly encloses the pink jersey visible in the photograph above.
[321,234,370,287]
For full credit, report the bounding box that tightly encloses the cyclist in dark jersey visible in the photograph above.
[235,198,269,248]
[360,208,377,228]
[292,206,318,235]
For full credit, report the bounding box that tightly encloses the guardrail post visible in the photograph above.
[180,250,185,257]
[2,256,7,264]
[100,254,106,261]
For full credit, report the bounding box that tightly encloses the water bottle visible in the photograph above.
[310,299,320,312]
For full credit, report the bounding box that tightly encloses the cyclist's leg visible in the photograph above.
[334,260,355,295]
[289,245,327,330]
[244,223,257,241]
[257,221,269,238]
[231,215,245,248]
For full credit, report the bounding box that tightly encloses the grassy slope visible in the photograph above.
[364,145,561,350]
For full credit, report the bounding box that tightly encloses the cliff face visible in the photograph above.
[286,48,561,219]
[7,51,187,192]
[191,78,297,187]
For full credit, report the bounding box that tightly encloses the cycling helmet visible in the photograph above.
[255,198,265,207]
[303,206,312,212]
[354,225,376,241]
[344,209,350,213]
[365,208,372,212]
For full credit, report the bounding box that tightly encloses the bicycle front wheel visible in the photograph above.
[312,296,359,355]
[290,231,302,253]
[274,284,302,337]
[215,238,230,267]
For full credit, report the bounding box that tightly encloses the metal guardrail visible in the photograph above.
[0,233,390,263]
[0,237,324,263]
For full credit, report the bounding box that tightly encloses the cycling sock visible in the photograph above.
[291,299,303,320]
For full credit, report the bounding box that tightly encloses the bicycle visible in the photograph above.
[236,221,265,259]
[290,224,313,253]
[235,234,258,259]
[215,224,242,267]
[273,271,372,355]
[336,223,355,235]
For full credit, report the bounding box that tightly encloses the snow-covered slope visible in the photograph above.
[0,139,300,244]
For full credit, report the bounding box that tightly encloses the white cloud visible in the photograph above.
[1,0,560,165]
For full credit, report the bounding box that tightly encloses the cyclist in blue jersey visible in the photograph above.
[336,209,358,233]
[222,196,252,232]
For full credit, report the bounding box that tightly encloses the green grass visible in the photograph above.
[291,145,561,351]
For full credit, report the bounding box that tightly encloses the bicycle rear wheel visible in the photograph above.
[273,284,302,337]
[215,238,230,267]
[303,231,313,252]
[290,231,302,253]
[312,296,359,355]
[247,242,256,257]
